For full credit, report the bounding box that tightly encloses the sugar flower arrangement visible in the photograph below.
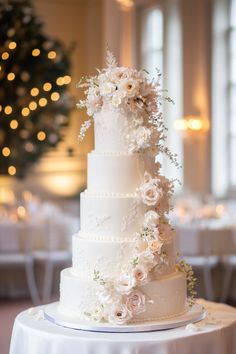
[77,50,161,118]
[77,50,178,164]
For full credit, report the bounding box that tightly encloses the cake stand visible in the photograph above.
[44,301,206,333]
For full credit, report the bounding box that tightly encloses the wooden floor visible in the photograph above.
[0,299,32,354]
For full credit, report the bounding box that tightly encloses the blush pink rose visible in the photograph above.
[126,290,146,315]
[140,178,163,206]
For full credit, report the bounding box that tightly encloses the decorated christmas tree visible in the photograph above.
[0,0,72,178]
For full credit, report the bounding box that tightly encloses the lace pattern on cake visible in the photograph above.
[85,213,111,233]
[121,199,139,232]
[72,243,135,280]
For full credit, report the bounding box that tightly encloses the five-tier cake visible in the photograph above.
[58,51,192,325]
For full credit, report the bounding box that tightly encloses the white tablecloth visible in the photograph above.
[176,226,236,256]
[9,300,236,354]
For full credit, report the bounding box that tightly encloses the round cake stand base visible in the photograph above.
[44,302,206,333]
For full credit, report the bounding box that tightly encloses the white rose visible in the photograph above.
[138,250,156,271]
[147,240,163,254]
[144,210,159,228]
[128,127,152,153]
[112,93,122,107]
[86,94,102,116]
[108,303,132,325]
[97,283,121,305]
[100,82,116,96]
[126,290,146,315]
[140,178,163,206]
[120,78,139,98]
[115,273,136,295]
[135,240,148,253]
[90,306,104,322]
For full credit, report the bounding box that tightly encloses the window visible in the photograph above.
[212,0,236,196]
[140,6,163,78]
[229,0,236,188]
[138,2,183,191]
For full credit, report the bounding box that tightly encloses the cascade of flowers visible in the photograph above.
[77,51,195,324]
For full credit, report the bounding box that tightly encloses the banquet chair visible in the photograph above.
[33,213,78,304]
[220,255,236,302]
[0,222,40,305]
[176,227,220,301]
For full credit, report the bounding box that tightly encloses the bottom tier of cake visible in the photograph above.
[59,268,187,323]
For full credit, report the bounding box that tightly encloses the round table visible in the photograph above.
[9,299,236,354]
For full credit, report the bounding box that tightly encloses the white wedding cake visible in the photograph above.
[58,52,195,325]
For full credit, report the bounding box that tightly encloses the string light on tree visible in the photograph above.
[51,92,60,101]
[48,51,56,59]
[21,107,30,117]
[29,101,37,110]
[37,131,46,141]
[64,75,71,84]
[43,82,52,91]
[38,98,47,107]
[2,52,9,60]
[7,72,15,81]
[56,77,64,86]
[30,87,39,96]
[8,41,17,50]
[10,120,18,129]
[4,106,13,115]
[8,166,16,176]
[32,48,40,56]
[2,147,11,157]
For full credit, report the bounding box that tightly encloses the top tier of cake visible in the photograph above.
[94,109,143,154]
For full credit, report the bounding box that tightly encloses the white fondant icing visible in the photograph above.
[72,234,176,279]
[87,152,155,194]
[94,110,134,153]
[80,192,144,238]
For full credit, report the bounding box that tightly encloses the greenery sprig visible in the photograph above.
[176,259,197,307]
